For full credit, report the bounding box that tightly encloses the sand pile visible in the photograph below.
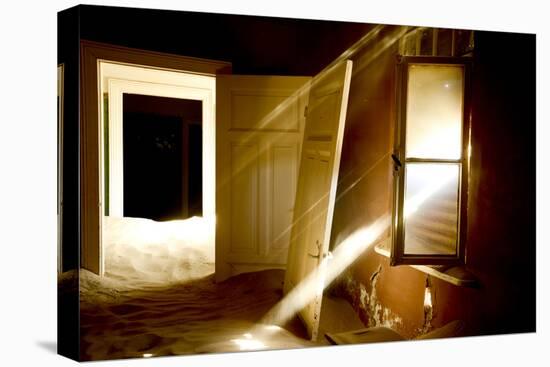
[103,216,215,285]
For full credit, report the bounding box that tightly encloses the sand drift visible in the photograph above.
[70,216,314,361]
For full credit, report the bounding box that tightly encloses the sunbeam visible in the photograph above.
[216,25,409,195]
[259,161,457,330]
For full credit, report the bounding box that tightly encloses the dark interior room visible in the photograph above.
[57,4,536,362]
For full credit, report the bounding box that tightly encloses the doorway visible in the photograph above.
[122,94,203,221]
[98,61,216,279]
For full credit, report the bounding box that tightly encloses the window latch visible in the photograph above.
[391,154,402,170]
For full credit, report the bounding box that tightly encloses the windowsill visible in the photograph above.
[373,240,479,288]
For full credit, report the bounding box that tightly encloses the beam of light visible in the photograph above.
[269,153,390,251]
[258,22,409,253]
[258,135,458,330]
[260,161,456,329]
[211,27,411,283]
[403,166,456,217]
[142,353,153,358]
[252,26,465,337]
[218,26,411,262]
[216,25,410,194]
[261,215,390,327]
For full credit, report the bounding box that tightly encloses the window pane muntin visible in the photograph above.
[402,162,460,256]
[405,64,464,160]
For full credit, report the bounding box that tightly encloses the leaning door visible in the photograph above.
[283,60,353,340]
[215,75,311,282]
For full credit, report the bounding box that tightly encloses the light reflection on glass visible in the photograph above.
[404,163,459,255]
[406,64,464,159]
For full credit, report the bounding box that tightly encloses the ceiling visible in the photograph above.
[78,5,375,76]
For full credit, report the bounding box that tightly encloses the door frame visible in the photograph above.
[100,62,215,218]
[81,40,231,275]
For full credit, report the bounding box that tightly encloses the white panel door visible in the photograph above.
[283,60,353,340]
[216,75,311,282]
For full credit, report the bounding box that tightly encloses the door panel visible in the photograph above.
[231,91,300,131]
[271,145,299,249]
[229,142,259,253]
[307,92,339,137]
[216,75,311,282]
[283,60,353,340]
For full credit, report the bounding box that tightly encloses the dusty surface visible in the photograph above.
[72,217,317,361]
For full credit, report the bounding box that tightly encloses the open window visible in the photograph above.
[391,56,471,266]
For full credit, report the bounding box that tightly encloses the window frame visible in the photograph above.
[390,56,472,266]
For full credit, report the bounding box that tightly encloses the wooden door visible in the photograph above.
[283,60,353,340]
[215,75,311,282]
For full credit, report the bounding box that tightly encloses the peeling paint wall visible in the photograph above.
[330,29,536,340]
[338,266,403,330]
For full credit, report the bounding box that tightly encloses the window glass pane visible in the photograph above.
[406,64,464,159]
[403,163,459,255]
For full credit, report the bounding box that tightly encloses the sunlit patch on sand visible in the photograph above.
[231,338,266,351]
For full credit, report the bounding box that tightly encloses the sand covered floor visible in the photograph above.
[75,216,317,361]
[79,269,316,361]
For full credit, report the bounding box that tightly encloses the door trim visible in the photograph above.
[100,62,215,218]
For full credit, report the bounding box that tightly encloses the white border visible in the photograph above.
[0,1,546,367]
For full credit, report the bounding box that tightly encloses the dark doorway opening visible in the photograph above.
[123,94,202,221]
